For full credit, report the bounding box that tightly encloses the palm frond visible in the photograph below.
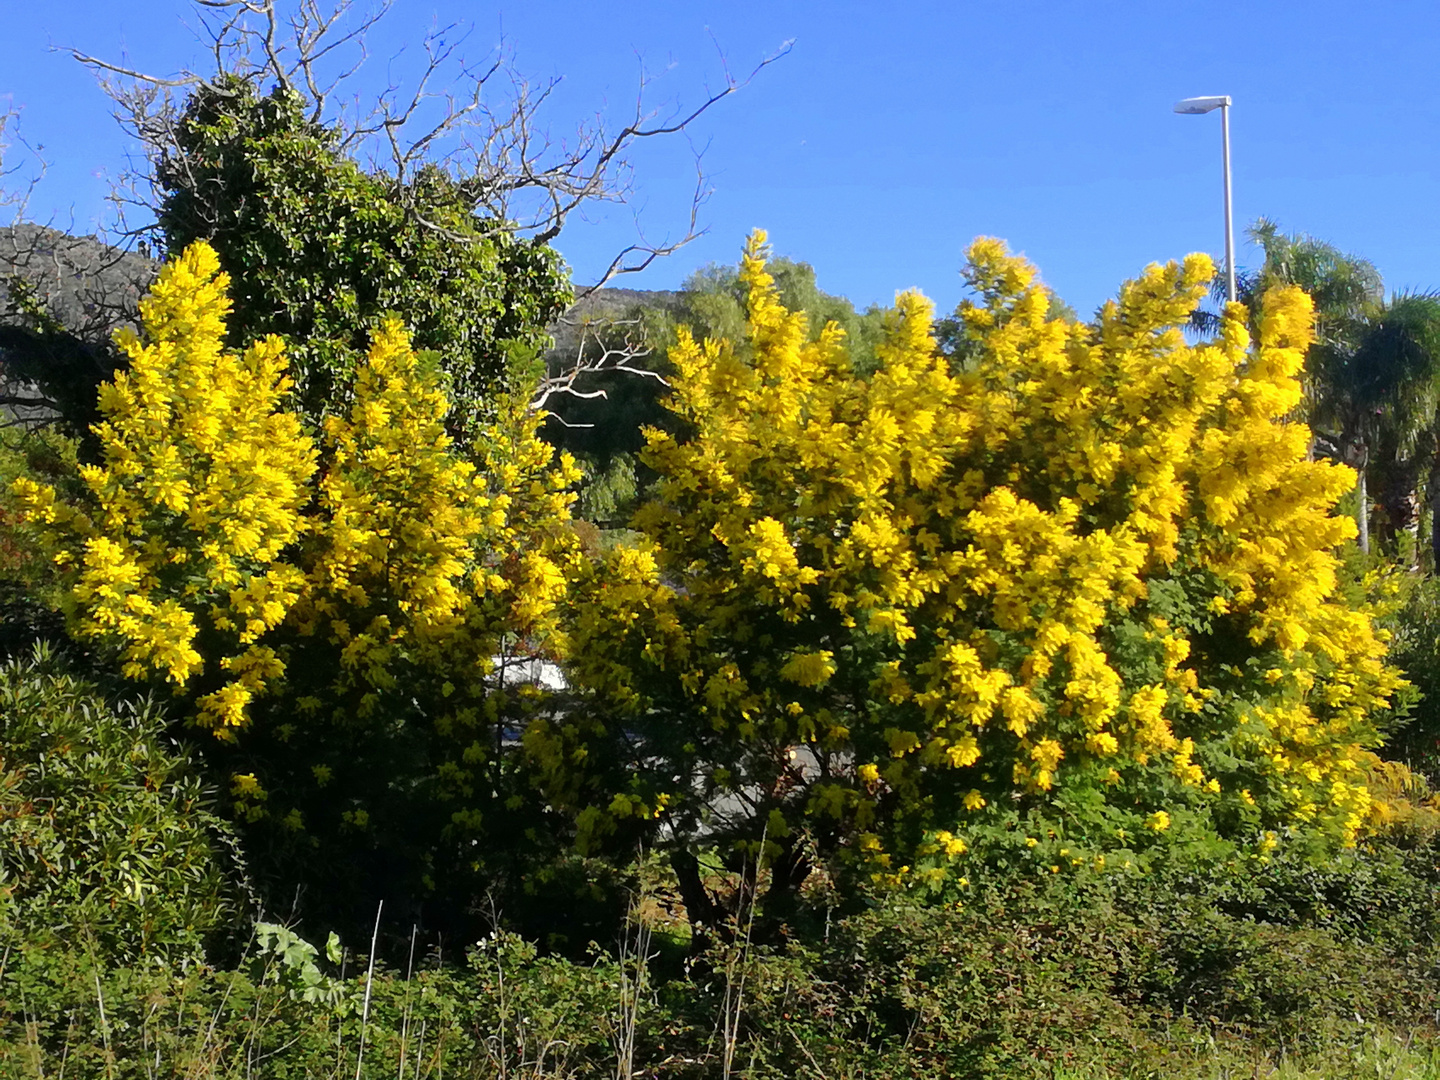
[1351,290,1440,452]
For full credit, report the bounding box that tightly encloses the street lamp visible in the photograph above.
[1174,95,1235,304]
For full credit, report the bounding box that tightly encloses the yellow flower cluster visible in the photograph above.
[13,243,315,729]
[17,242,580,781]
[294,316,579,727]
[565,230,1402,862]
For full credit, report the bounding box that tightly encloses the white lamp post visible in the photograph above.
[1174,95,1235,304]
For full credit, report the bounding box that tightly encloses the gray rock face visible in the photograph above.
[0,224,158,428]
[0,223,156,343]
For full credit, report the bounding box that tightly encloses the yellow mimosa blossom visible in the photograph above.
[14,242,314,728]
[19,241,584,857]
[556,230,1403,876]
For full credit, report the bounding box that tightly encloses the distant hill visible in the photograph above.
[0,224,155,340]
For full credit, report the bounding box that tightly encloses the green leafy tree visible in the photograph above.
[1335,294,1440,557]
[154,75,571,437]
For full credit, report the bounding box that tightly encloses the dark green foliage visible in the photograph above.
[573,452,642,527]
[195,655,633,962]
[3,833,1438,1078]
[155,75,572,437]
[1380,575,1440,781]
[0,433,76,657]
[737,843,1440,1078]
[0,645,244,963]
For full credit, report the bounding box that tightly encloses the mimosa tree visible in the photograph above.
[14,241,582,938]
[533,232,1402,910]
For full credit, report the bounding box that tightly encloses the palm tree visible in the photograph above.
[1309,290,1440,558]
[1189,217,1381,347]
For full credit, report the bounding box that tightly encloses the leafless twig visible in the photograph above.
[49,1,787,419]
[0,101,47,228]
[531,314,668,414]
[66,0,790,290]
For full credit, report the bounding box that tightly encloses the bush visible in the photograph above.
[2,834,1438,1078]
[549,230,1403,927]
[12,242,585,949]
[0,430,80,658]
[1382,574,1440,782]
[0,644,244,963]
[735,843,1440,1078]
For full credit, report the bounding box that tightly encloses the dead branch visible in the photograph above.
[0,103,47,229]
[66,0,787,285]
[530,314,669,414]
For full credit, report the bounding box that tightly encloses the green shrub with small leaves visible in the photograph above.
[0,644,244,963]
[2,841,1439,1080]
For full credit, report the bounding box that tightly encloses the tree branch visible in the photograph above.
[530,314,668,414]
[60,0,786,411]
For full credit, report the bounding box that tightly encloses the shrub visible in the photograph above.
[11,241,584,947]
[544,231,1402,916]
[0,644,243,963]
[2,836,1438,1079]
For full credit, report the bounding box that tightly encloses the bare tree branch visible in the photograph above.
[530,314,669,414]
[66,1,787,268]
[0,102,47,228]
[57,0,786,414]
[573,148,710,301]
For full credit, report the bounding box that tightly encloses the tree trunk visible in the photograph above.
[759,840,812,927]
[670,849,725,952]
[1377,452,1426,564]
[1358,467,1370,555]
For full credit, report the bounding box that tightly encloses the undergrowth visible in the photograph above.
[2,832,1438,1079]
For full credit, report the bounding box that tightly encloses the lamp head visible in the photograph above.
[1174,95,1231,114]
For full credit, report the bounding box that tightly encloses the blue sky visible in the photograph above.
[3,0,1438,320]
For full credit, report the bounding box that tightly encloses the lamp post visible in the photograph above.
[1173,95,1235,304]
